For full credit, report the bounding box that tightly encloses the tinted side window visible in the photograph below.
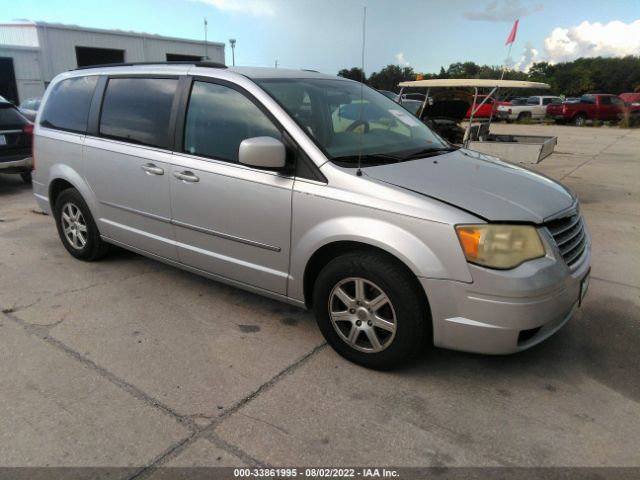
[183,81,280,163]
[599,96,612,105]
[40,76,98,133]
[99,78,178,149]
[527,97,539,105]
[580,95,596,104]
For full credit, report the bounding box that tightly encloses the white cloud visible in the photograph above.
[514,42,539,71]
[463,0,543,22]
[395,52,410,66]
[195,0,275,16]
[544,19,640,63]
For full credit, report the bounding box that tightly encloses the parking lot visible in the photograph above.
[1,123,639,475]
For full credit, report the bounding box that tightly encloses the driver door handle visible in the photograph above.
[174,170,200,183]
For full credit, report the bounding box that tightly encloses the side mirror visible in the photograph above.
[239,136,286,169]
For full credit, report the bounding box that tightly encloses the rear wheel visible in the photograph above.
[573,114,587,126]
[312,250,430,369]
[517,111,531,122]
[54,188,109,261]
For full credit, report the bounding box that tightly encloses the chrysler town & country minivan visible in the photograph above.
[32,63,591,369]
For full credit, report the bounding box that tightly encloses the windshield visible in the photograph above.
[257,78,449,166]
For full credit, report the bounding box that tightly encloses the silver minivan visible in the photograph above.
[32,63,591,369]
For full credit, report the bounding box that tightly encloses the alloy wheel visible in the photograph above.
[328,277,397,353]
[61,202,88,250]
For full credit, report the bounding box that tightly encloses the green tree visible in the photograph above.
[337,67,366,83]
[367,65,415,91]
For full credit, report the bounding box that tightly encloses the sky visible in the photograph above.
[2,0,639,75]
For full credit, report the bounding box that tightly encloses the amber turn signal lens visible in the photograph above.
[455,224,545,269]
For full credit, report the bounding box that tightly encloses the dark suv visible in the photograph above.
[0,99,33,183]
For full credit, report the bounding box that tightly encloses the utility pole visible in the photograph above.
[229,38,236,66]
[204,18,209,60]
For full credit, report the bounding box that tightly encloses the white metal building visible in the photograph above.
[0,21,225,104]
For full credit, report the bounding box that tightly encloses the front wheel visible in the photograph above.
[312,250,430,369]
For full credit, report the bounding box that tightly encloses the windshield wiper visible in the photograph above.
[332,153,402,166]
[400,146,459,161]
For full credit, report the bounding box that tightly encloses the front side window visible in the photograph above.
[527,97,539,105]
[40,76,98,133]
[257,78,448,166]
[183,81,280,163]
[99,77,178,149]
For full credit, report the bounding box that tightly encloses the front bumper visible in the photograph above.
[421,234,591,355]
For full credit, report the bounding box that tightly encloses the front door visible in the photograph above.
[170,79,293,295]
[83,76,179,260]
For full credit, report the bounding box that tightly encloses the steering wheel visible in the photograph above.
[345,119,370,133]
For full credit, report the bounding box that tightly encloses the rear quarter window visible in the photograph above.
[40,76,98,133]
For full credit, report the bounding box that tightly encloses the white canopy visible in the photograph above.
[398,79,550,89]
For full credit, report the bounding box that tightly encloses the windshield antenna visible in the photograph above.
[356,6,367,177]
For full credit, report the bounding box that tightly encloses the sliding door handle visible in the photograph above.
[141,163,165,175]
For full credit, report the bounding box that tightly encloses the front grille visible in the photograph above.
[545,212,587,267]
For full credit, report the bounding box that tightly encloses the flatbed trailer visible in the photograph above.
[398,79,558,164]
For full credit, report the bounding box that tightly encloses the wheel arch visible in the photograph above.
[47,164,100,218]
[301,239,433,311]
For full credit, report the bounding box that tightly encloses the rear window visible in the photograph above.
[0,105,28,128]
[99,77,178,149]
[40,76,98,133]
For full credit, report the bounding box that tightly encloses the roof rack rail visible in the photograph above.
[72,61,227,71]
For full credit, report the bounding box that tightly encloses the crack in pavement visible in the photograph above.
[2,304,326,474]
[3,270,158,319]
[128,342,328,478]
[2,306,194,430]
[591,276,640,291]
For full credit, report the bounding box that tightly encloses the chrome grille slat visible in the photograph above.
[555,221,583,249]
[565,241,587,265]
[560,229,586,257]
[547,214,581,236]
[545,212,587,267]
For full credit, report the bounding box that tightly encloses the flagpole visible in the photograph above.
[500,42,513,81]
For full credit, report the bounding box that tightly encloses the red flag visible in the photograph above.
[505,19,519,45]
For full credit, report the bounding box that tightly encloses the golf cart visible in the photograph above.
[398,79,558,164]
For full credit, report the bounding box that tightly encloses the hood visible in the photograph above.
[364,149,575,223]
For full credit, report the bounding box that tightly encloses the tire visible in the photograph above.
[312,250,430,370]
[20,172,32,184]
[573,114,587,126]
[54,188,109,261]
[517,112,531,122]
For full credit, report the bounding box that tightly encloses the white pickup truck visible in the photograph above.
[497,95,563,122]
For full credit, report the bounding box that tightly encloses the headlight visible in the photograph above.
[455,224,545,269]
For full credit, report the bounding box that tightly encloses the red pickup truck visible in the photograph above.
[547,94,624,125]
